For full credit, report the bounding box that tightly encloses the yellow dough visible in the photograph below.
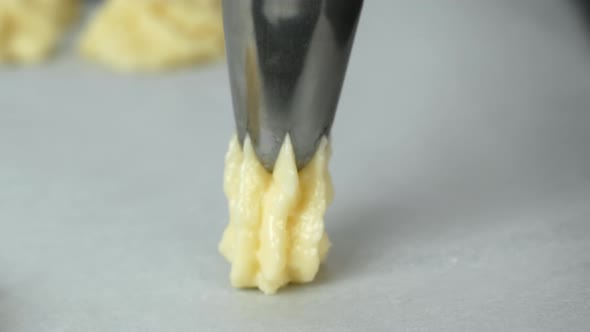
[219,135,333,294]
[0,0,79,63]
[79,0,224,72]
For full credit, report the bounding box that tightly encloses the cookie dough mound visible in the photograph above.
[219,135,333,294]
[0,0,79,63]
[79,0,224,72]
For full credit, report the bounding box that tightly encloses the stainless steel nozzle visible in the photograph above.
[222,0,363,171]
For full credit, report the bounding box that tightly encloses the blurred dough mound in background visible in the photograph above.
[0,0,79,63]
[79,0,224,72]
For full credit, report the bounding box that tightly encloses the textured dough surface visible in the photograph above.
[79,0,224,72]
[219,135,333,294]
[0,0,78,63]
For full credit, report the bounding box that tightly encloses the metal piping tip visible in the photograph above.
[222,0,363,171]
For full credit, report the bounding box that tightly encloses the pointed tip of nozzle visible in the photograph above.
[223,0,363,171]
